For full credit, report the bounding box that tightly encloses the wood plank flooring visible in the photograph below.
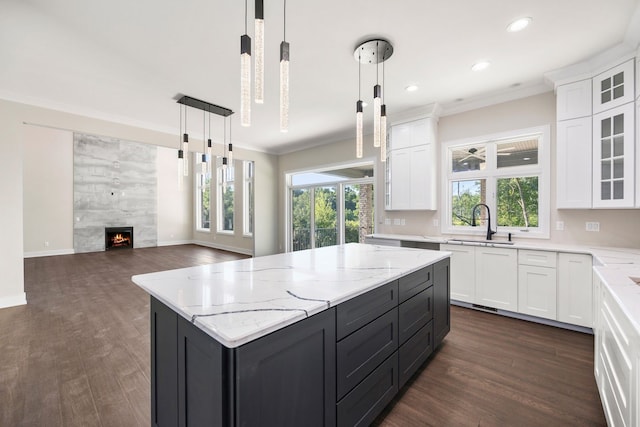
[1,245,605,426]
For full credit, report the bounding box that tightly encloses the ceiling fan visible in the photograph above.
[457,146,514,163]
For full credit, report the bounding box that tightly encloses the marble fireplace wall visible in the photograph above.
[74,133,157,253]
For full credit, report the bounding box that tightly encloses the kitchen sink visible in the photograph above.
[448,238,515,245]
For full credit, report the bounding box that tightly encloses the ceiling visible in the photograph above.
[2,0,639,154]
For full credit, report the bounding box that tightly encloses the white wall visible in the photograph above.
[157,146,192,245]
[23,126,74,256]
[0,100,26,308]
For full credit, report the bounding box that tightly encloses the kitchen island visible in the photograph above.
[132,243,450,426]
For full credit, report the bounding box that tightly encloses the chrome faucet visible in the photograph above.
[471,203,496,240]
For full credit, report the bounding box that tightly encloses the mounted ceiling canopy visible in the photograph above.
[353,39,394,64]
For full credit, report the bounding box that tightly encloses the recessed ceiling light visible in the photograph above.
[507,17,532,32]
[471,61,490,72]
[405,85,419,92]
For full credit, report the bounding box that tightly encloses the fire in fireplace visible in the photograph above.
[105,227,134,250]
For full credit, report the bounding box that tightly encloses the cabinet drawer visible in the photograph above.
[337,280,397,340]
[337,308,398,400]
[398,286,433,345]
[337,352,398,427]
[399,320,433,389]
[399,266,432,303]
[518,250,557,268]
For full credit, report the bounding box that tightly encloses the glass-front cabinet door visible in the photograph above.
[592,59,635,114]
[592,102,635,208]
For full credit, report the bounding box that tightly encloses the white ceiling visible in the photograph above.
[2,0,639,154]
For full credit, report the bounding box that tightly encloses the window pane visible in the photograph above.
[451,179,486,226]
[222,183,234,231]
[314,186,337,248]
[497,177,539,228]
[344,184,374,244]
[199,174,211,229]
[243,160,254,236]
[497,138,538,168]
[451,145,486,172]
[292,188,311,251]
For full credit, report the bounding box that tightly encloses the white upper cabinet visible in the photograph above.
[592,102,635,208]
[557,117,592,208]
[386,117,437,210]
[557,79,592,120]
[592,59,635,114]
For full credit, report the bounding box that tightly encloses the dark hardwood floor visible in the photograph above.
[1,245,605,426]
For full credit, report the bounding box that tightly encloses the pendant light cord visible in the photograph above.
[382,54,385,103]
[283,0,287,41]
[244,0,248,33]
[179,104,182,147]
[376,41,379,86]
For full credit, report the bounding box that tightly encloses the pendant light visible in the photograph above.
[240,0,251,127]
[177,104,185,180]
[280,0,290,132]
[228,115,234,165]
[380,58,388,162]
[254,0,264,104]
[356,51,363,159]
[207,112,212,175]
[183,104,189,177]
[353,39,393,160]
[373,41,381,148]
[201,110,207,174]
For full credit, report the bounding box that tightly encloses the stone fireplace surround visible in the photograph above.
[73,133,157,253]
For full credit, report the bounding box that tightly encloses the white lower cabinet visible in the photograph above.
[518,265,557,320]
[594,274,638,427]
[441,244,475,303]
[475,247,518,311]
[558,253,593,327]
[444,244,594,329]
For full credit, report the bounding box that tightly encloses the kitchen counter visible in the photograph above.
[367,233,640,335]
[132,242,450,348]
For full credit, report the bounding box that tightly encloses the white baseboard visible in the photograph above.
[192,240,254,256]
[157,240,193,247]
[0,292,27,309]
[24,248,75,258]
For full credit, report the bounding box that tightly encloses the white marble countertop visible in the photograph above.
[132,243,450,348]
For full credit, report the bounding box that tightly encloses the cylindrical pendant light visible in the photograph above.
[356,100,363,158]
[373,42,381,148]
[228,115,234,164]
[380,104,387,162]
[240,0,251,127]
[178,104,184,178]
[207,112,212,175]
[183,105,189,177]
[254,0,264,104]
[280,0,289,132]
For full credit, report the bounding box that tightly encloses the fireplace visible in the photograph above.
[105,227,133,250]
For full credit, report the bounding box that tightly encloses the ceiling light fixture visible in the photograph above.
[354,39,393,160]
[356,52,363,159]
[240,0,251,127]
[280,0,290,132]
[405,84,418,92]
[176,95,233,179]
[207,112,212,175]
[380,57,388,162]
[507,17,532,32]
[202,110,207,174]
[254,0,264,104]
[471,61,490,72]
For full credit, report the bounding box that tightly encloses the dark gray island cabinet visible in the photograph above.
[149,257,450,427]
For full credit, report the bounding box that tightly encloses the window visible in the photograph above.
[217,158,235,233]
[287,162,375,251]
[243,160,254,236]
[195,153,211,231]
[442,126,550,238]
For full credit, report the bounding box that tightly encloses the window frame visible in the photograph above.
[441,125,550,239]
